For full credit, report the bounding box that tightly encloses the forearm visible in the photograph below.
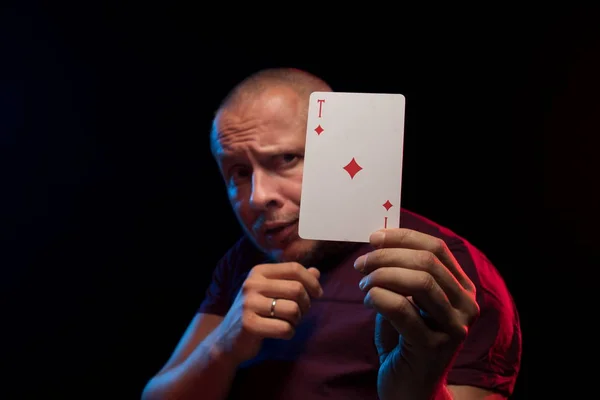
[142,330,238,400]
[379,382,452,400]
[435,385,453,400]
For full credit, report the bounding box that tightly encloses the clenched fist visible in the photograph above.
[214,262,323,365]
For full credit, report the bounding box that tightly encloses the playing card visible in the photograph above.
[298,91,406,243]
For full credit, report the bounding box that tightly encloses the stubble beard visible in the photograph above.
[245,213,361,270]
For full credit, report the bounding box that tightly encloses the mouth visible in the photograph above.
[264,220,299,245]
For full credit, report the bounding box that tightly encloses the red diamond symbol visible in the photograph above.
[383,200,393,211]
[343,157,363,179]
[314,124,324,135]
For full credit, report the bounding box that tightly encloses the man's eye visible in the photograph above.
[280,154,300,164]
[228,166,251,184]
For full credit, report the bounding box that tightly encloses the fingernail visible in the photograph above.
[353,255,366,271]
[370,231,385,247]
[359,277,367,290]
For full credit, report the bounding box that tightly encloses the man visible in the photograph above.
[141,68,522,399]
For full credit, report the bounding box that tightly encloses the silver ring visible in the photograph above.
[270,298,278,317]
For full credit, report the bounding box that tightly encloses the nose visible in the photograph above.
[249,169,281,211]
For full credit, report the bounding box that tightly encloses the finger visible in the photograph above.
[248,278,312,316]
[249,295,303,325]
[369,228,474,293]
[360,267,464,335]
[245,312,296,340]
[306,267,321,280]
[374,313,398,363]
[365,287,433,346]
[254,262,323,298]
[355,247,465,306]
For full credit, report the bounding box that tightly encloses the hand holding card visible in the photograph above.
[298,91,406,243]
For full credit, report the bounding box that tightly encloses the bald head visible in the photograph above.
[210,68,333,153]
[216,68,333,115]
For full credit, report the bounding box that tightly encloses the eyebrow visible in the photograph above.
[218,144,302,166]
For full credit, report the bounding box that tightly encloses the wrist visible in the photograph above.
[208,326,244,369]
[378,350,452,400]
[208,341,241,370]
[379,378,448,400]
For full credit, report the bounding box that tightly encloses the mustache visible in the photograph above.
[253,213,299,231]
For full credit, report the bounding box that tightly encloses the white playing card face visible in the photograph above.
[298,91,406,243]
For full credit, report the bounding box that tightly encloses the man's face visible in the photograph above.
[211,86,323,264]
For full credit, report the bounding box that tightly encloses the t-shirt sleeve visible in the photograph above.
[445,237,523,397]
[197,252,233,316]
[197,237,264,317]
[197,237,251,317]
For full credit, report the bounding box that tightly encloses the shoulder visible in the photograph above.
[400,207,469,242]
[402,208,522,394]
[401,207,521,355]
[400,207,508,299]
[215,235,268,278]
[198,236,268,315]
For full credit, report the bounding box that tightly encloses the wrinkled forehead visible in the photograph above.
[210,86,307,153]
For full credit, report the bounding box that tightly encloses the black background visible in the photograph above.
[2,3,599,398]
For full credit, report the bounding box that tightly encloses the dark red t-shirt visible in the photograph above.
[199,208,522,399]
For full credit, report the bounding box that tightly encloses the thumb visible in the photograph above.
[374,313,399,365]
